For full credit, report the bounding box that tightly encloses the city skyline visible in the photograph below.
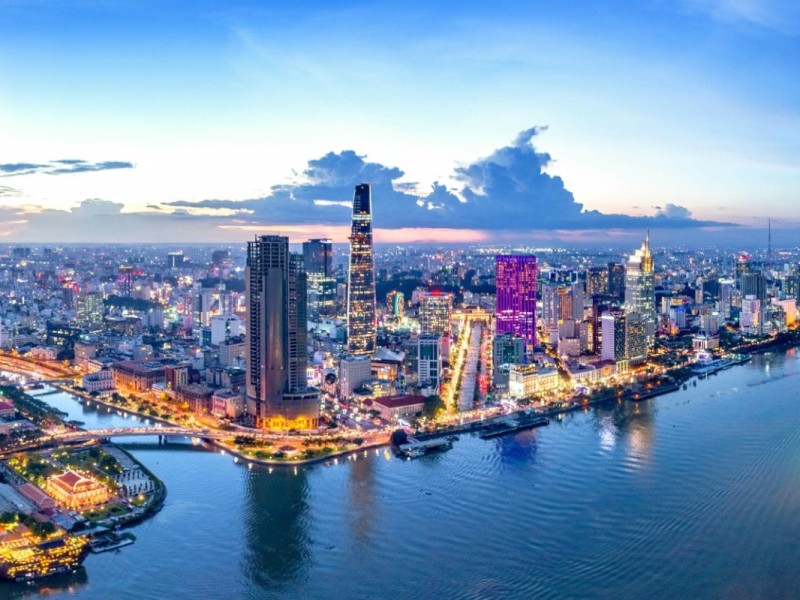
[1,1,799,243]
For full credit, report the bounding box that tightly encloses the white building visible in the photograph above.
[339,355,372,399]
[417,333,442,393]
[508,364,560,399]
[210,314,242,346]
[82,369,115,394]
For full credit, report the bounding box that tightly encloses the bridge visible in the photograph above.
[54,426,235,443]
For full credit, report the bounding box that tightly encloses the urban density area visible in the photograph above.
[0,184,798,581]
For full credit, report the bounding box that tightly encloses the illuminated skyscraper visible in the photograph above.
[495,255,538,351]
[246,235,319,430]
[347,184,376,356]
[624,234,656,348]
[419,291,453,335]
[76,292,105,333]
[303,238,336,319]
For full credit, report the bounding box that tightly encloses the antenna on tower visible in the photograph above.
[767,218,772,268]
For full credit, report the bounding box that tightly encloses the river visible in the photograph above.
[3,348,800,599]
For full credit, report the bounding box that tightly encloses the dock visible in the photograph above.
[479,416,550,439]
[396,437,454,458]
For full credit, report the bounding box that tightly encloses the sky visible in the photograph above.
[0,0,798,244]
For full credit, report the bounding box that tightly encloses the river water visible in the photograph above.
[3,349,800,599]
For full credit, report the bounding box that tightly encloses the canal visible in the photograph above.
[4,348,800,599]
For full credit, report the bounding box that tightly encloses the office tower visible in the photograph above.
[624,313,648,364]
[541,282,584,335]
[624,235,656,348]
[495,255,538,351]
[193,286,214,331]
[246,235,319,430]
[166,251,184,269]
[601,310,626,362]
[419,291,453,335]
[492,332,525,388]
[119,265,135,297]
[302,238,336,319]
[735,254,751,290]
[608,262,625,299]
[303,238,332,276]
[386,291,405,317]
[417,333,442,393]
[347,184,377,356]
[741,271,766,301]
[76,292,105,333]
[586,266,608,296]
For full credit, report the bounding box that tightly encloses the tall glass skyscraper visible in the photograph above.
[347,184,376,356]
[624,234,656,348]
[495,255,538,351]
[246,235,319,430]
[302,238,336,319]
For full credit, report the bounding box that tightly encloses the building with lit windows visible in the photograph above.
[45,470,110,510]
[495,255,537,351]
[624,235,656,348]
[75,292,104,333]
[417,333,442,393]
[508,364,560,399]
[246,235,319,430]
[347,184,377,356]
[419,291,453,335]
[386,291,405,317]
[303,238,336,319]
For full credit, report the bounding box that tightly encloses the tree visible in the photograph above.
[423,395,445,419]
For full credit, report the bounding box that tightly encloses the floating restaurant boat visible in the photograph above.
[396,437,453,459]
[479,416,550,439]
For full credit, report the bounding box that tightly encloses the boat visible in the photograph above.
[479,416,550,439]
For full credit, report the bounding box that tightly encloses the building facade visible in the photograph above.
[246,235,319,430]
[346,184,377,356]
[495,255,538,351]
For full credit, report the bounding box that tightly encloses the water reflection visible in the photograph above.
[242,468,311,590]
[0,566,88,599]
[592,398,655,462]
[347,455,376,545]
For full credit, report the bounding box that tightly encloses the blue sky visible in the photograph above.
[0,0,798,243]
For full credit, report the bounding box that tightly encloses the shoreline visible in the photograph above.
[8,332,799,470]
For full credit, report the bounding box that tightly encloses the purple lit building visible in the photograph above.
[495,255,538,352]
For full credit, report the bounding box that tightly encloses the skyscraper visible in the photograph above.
[419,291,453,335]
[607,262,625,299]
[347,184,376,356]
[495,255,538,351]
[303,238,336,319]
[76,291,105,333]
[246,235,319,430]
[624,235,656,348]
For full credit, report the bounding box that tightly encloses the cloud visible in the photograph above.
[0,186,21,198]
[163,127,733,231]
[0,160,134,177]
[680,0,800,34]
[654,203,693,219]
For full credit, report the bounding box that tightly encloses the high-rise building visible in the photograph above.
[624,313,648,364]
[347,184,377,356]
[417,333,442,393]
[541,282,583,335]
[586,266,608,296]
[76,292,105,333]
[246,235,319,430]
[303,238,332,276]
[495,255,538,351]
[741,271,766,301]
[303,238,336,320]
[492,332,525,389]
[386,291,405,317]
[419,291,453,335]
[601,310,626,362]
[607,262,625,299]
[624,235,656,348]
